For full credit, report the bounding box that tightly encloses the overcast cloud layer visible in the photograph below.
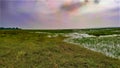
[0,0,120,29]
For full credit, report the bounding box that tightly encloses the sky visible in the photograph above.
[0,0,120,29]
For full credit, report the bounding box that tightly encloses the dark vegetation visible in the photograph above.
[27,27,120,36]
[0,27,21,30]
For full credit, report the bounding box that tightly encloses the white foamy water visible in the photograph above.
[64,33,120,59]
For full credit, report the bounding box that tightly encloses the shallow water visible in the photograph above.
[64,33,120,59]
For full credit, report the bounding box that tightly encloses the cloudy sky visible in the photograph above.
[0,0,120,29]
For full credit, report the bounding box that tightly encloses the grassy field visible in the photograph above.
[0,28,120,68]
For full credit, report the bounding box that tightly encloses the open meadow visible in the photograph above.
[0,28,120,68]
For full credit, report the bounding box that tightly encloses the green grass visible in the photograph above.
[0,30,120,68]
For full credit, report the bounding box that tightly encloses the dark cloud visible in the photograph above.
[60,2,82,12]
[0,0,7,10]
[0,0,8,25]
[0,0,36,27]
[94,0,100,4]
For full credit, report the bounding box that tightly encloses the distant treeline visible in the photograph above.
[0,27,21,30]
